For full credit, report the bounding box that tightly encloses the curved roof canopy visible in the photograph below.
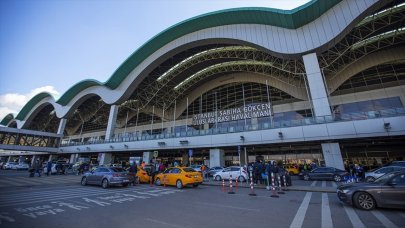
[1,0,356,125]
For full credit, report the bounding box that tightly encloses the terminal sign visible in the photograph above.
[192,103,271,125]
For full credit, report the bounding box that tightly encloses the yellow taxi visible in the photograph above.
[284,164,300,175]
[136,167,151,183]
[154,167,203,189]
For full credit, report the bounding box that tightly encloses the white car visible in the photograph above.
[16,163,30,170]
[213,166,248,182]
[3,162,18,170]
[364,166,405,182]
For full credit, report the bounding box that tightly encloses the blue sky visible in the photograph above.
[0,0,309,121]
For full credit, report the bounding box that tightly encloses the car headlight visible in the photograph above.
[340,189,350,194]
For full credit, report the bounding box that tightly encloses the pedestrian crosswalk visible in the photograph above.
[0,175,80,188]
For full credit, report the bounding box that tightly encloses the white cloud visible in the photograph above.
[0,86,59,122]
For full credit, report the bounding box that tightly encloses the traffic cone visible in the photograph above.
[249,176,257,196]
[277,174,285,194]
[270,172,279,198]
[228,175,235,194]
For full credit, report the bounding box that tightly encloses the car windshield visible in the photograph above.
[374,172,398,184]
[183,168,196,172]
[110,168,126,173]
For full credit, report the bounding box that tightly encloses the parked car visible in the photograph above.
[337,170,405,210]
[385,161,405,167]
[213,166,248,182]
[190,164,203,172]
[16,163,30,170]
[298,167,349,182]
[154,167,203,189]
[136,167,151,183]
[284,164,300,175]
[81,167,133,188]
[3,162,18,170]
[207,166,224,177]
[364,166,405,182]
[43,161,69,175]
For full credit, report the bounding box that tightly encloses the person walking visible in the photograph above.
[46,161,52,176]
[33,159,41,177]
[128,162,138,186]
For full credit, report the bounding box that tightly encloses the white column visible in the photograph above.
[303,53,332,117]
[48,155,56,162]
[98,153,113,166]
[57,118,67,135]
[7,156,12,162]
[106,105,119,140]
[321,143,344,170]
[182,152,190,166]
[209,148,225,168]
[142,152,153,165]
[69,154,79,163]
[31,155,39,166]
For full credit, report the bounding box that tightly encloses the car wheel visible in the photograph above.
[215,175,222,181]
[81,177,87,186]
[238,176,245,182]
[176,180,183,189]
[333,175,342,182]
[353,192,375,210]
[155,178,161,186]
[102,179,109,189]
[365,176,375,182]
[304,174,310,181]
[193,183,199,187]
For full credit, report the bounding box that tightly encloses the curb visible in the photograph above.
[201,181,336,193]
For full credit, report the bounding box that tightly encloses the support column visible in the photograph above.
[48,155,56,162]
[239,147,247,166]
[57,118,67,135]
[31,155,40,166]
[182,152,189,166]
[303,53,332,117]
[98,153,113,166]
[321,143,344,170]
[69,154,79,164]
[142,152,153,165]
[209,148,225,168]
[106,105,119,140]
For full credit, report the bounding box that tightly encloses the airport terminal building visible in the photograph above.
[1,0,405,169]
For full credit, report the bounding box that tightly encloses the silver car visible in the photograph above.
[81,167,133,188]
[365,166,405,182]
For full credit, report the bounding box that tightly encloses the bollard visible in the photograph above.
[228,175,235,194]
[249,176,257,196]
[222,178,225,192]
[266,174,270,190]
[277,174,285,194]
[235,177,238,192]
[163,176,167,188]
[150,176,153,187]
[270,172,279,198]
[283,175,289,191]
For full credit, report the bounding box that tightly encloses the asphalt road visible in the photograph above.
[0,170,404,228]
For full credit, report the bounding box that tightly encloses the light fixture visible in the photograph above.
[240,136,245,141]
[86,147,90,151]
[124,144,128,149]
[179,140,189,145]
[76,148,80,151]
[278,132,283,138]
[109,145,114,149]
[384,122,391,130]
[158,142,166,146]
[60,149,64,152]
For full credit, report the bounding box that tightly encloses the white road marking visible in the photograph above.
[144,218,186,228]
[371,210,398,228]
[311,181,318,187]
[289,192,312,228]
[197,202,261,212]
[321,193,333,228]
[342,205,365,228]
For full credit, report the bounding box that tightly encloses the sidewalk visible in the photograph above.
[201,179,337,193]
